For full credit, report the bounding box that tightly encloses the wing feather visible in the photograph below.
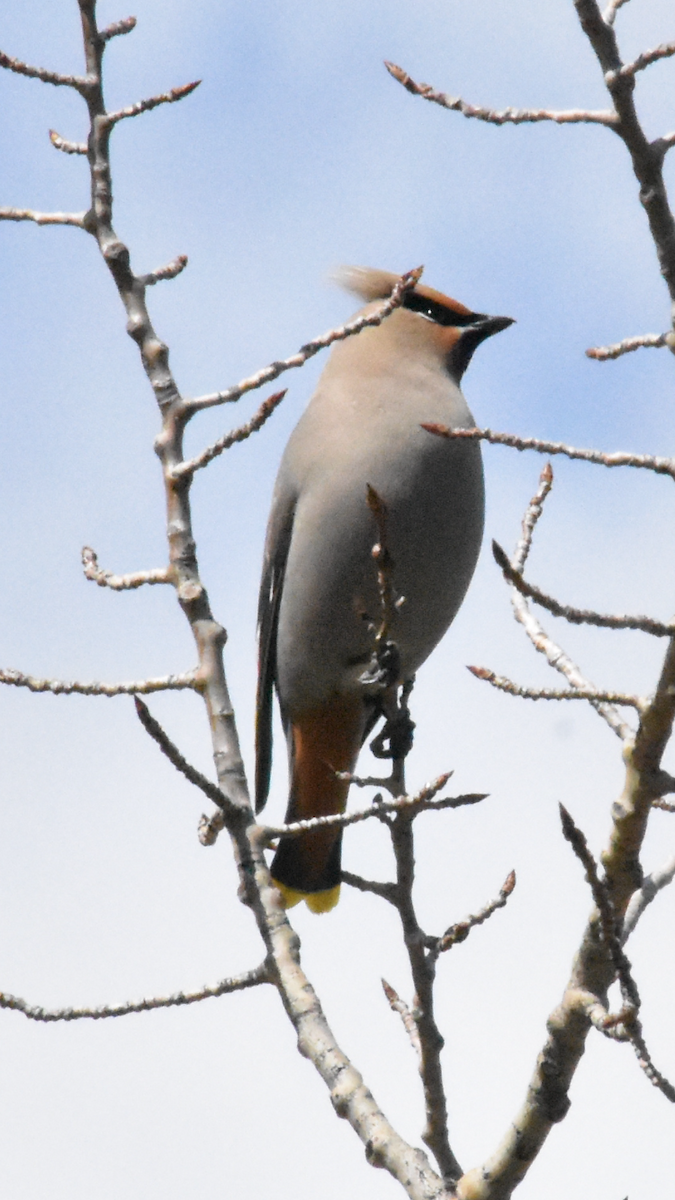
[255,490,296,813]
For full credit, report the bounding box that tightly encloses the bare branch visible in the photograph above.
[263,783,487,841]
[184,267,424,415]
[382,979,422,1061]
[622,854,675,941]
[173,389,288,478]
[559,805,640,1011]
[82,546,171,590]
[0,49,92,91]
[0,964,269,1023]
[615,41,675,80]
[653,130,675,159]
[468,666,645,711]
[513,461,553,571]
[572,0,675,307]
[649,770,675,797]
[578,983,675,1102]
[100,16,137,41]
[103,80,201,127]
[653,796,675,811]
[385,61,617,127]
[134,697,229,811]
[23,9,454,1196]
[49,129,87,155]
[629,1024,675,1101]
[0,207,86,227]
[387,808,461,1184]
[568,987,617,1034]
[586,332,672,359]
[341,871,398,904]
[573,991,642,1046]
[493,539,675,638]
[0,667,198,697]
[140,254,188,287]
[422,423,675,481]
[337,772,407,796]
[505,468,633,742]
[461,638,675,1197]
[366,484,399,645]
[602,0,630,26]
[430,871,516,961]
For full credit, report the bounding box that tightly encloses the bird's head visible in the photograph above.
[335,266,514,380]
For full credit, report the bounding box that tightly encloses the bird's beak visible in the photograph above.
[446,313,514,380]
[473,314,515,339]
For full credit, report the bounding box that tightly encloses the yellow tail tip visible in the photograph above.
[273,880,341,913]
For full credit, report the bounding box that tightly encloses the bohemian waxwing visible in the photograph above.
[255,267,513,913]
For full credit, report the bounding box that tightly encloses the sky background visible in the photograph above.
[1,1,675,1197]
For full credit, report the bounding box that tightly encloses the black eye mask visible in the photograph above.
[402,290,487,328]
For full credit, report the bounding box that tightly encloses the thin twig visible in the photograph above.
[468,666,645,711]
[493,540,675,638]
[82,546,171,590]
[0,49,92,91]
[100,16,137,41]
[573,0,675,307]
[366,484,399,644]
[559,806,675,1101]
[629,1025,675,1101]
[385,61,617,127]
[103,80,201,127]
[586,332,671,359]
[341,871,398,903]
[653,131,675,159]
[507,466,633,741]
[382,979,422,1061]
[0,207,85,227]
[622,854,675,941]
[388,805,461,1184]
[0,667,198,697]
[422,423,675,481]
[49,129,87,155]
[134,697,227,810]
[140,255,188,286]
[0,964,269,1023]
[559,806,640,1011]
[337,772,410,796]
[172,390,287,478]
[514,462,553,570]
[652,796,675,811]
[615,42,675,79]
[429,871,516,962]
[183,267,424,415]
[263,785,487,841]
[603,0,630,26]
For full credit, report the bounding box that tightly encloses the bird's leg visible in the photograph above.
[368,677,416,805]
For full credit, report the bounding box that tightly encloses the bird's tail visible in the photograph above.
[271,695,364,913]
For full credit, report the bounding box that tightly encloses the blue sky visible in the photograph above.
[1,2,675,1197]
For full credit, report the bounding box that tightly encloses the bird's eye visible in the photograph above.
[402,291,484,328]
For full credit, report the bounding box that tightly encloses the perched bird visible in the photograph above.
[255,267,513,913]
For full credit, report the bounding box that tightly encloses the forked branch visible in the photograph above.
[0,6,455,1195]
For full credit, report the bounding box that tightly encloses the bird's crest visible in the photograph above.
[334,265,479,325]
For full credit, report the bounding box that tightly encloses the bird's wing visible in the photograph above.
[255,483,297,813]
